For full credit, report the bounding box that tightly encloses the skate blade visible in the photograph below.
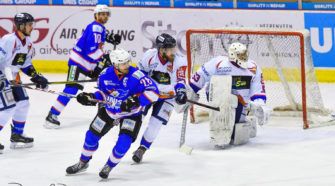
[10,142,33,149]
[66,168,88,176]
[44,121,60,129]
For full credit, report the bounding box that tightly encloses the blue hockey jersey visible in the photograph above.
[94,66,159,119]
[68,21,106,72]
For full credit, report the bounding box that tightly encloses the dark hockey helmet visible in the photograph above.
[14,13,34,29]
[155,33,176,49]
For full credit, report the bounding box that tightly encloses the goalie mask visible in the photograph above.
[110,48,131,74]
[228,42,248,69]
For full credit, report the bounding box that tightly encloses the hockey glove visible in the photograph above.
[175,88,187,105]
[249,100,272,126]
[120,95,140,112]
[77,92,97,106]
[106,34,121,45]
[30,74,49,89]
[90,54,112,79]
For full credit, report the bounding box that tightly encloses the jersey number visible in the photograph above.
[94,33,102,43]
[140,77,153,87]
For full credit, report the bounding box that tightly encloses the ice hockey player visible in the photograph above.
[65,49,159,179]
[189,42,271,148]
[132,33,188,163]
[0,13,49,153]
[45,4,121,128]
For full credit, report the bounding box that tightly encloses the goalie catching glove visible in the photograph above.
[120,95,140,112]
[77,92,97,106]
[249,100,271,126]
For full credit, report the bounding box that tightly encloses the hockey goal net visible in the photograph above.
[186,28,333,129]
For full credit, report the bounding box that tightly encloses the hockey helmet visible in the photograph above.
[14,13,34,29]
[94,4,110,15]
[109,48,131,65]
[228,42,248,69]
[156,33,176,49]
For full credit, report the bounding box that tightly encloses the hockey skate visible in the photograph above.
[99,164,113,179]
[0,143,4,154]
[44,111,60,129]
[132,146,147,163]
[10,132,34,149]
[66,160,89,175]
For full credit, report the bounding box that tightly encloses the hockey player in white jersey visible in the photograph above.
[189,42,270,147]
[0,13,49,153]
[132,33,188,163]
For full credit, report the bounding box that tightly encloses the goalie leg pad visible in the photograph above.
[209,94,238,147]
[232,122,251,146]
[247,116,257,138]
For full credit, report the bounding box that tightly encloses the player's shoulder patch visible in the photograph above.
[92,24,103,33]
[132,69,146,80]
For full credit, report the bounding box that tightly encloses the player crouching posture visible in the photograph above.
[189,42,271,148]
[66,49,159,179]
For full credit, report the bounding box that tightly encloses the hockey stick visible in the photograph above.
[21,85,113,105]
[179,108,193,155]
[21,79,97,86]
[186,99,220,111]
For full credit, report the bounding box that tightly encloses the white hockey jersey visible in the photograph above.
[0,32,34,80]
[137,48,187,99]
[190,56,266,106]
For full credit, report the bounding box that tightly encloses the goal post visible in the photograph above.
[185,27,333,129]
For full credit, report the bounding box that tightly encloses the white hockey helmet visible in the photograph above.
[94,4,110,15]
[109,48,131,65]
[228,42,248,69]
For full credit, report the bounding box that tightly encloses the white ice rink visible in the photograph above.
[1,74,335,186]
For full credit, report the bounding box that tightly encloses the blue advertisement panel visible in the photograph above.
[302,2,335,10]
[174,0,233,8]
[52,0,110,5]
[305,13,335,68]
[0,0,48,4]
[113,0,170,7]
[237,0,298,9]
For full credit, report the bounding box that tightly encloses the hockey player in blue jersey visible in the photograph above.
[65,49,159,179]
[45,4,121,128]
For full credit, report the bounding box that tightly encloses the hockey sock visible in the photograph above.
[140,117,163,149]
[80,130,101,162]
[106,134,132,168]
[50,85,79,115]
[12,120,25,135]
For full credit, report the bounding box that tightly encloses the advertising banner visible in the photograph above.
[0,6,304,64]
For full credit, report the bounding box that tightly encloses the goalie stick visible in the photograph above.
[187,99,220,111]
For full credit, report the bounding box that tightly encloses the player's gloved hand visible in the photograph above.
[90,54,112,80]
[106,33,121,45]
[120,95,140,112]
[175,88,187,105]
[77,92,97,106]
[30,74,49,89]
[249,100,272,126]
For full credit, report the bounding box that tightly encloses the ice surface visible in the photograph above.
[1,74,335,186]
